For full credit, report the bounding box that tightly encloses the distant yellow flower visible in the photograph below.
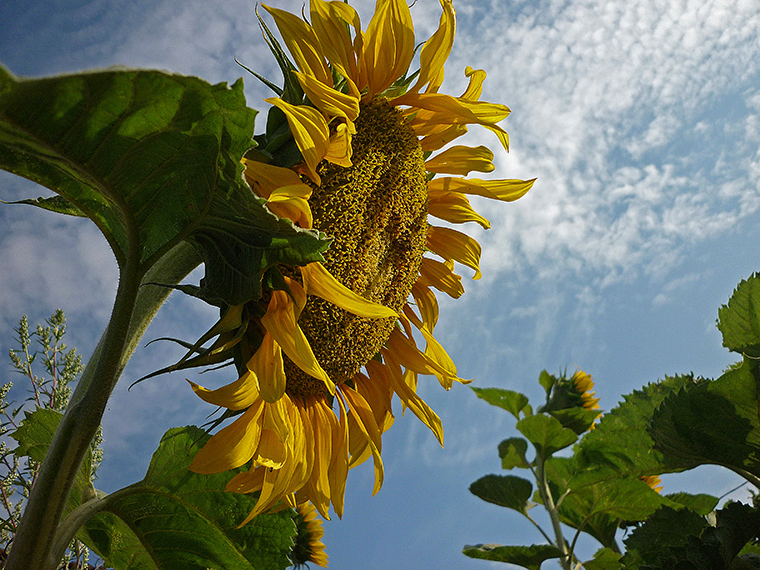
[570,370,600,411]
[291,502,328,567]
[187,0,533,525]
[641,475,663,494]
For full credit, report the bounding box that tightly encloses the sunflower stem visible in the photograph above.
[535,451,572,570]
[3,242,201,570]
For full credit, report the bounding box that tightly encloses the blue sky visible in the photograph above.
[2,0,760,568]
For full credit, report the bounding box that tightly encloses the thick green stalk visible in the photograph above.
[4,242,201,570]
[535,452,571,570]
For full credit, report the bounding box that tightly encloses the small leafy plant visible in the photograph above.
[464,273,760,570]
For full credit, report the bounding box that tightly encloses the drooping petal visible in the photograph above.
[461,66,486,101]
[243,159,313,200]
[354,371,394,433]
[361,0,415,97]
[411,279,440,331]
[409,0,455,94]
[262,4,332,85]
[426,225,483,279]
[310,0,362,95]
[425,145,495,175]
[419,124,469,152]
[293,71,360,124]
[328,396,350,518]
[300,262,399,319]
[190,400,266,473]
[341,386,384,495]
[260,286,336,394]
[249,332,287,403]
[428,176,535,202]
[323,122,353,168]
[428,189,491,229]
[419,257,464,299]
[397,92,511,126]
[266,97,330,184]
[385,326,459,388]
[254,400,290,469]
[379,350,444,445]
[188,372,260,411]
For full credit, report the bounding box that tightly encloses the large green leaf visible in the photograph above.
[469,474,533,515]
[575,374,696,481]
[472,387,531,419]
[542,457,669,550]
[498,437,531,470]
[718,273,760,356]
[11,408,96,516]
[649,362,760,479]
[516,414,577,457]
[79,426,296,570]
[462,544,561,569]
[0,65,329,304]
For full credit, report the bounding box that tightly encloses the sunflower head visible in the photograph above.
[641,475,663,494]
[163,0,535,526]
[291,502,328,567]
[538,369,601,433]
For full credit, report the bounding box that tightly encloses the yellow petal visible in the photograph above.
[310,0,362,95]
[260,286,336,394]
[428,189,491,229]
[243,159,313,201]
[262,4,332,86]
[190,400,266,473]
[428,176,535,202]
[425,145,495,175]
[411,280,440,331]
[419,257,464,299]
[362,0,415,96]
[341,386,384,495]
[426,225,483,279]
[354,371,394,433]
[249,332,287,403]
[385,326,457,387]
[379,350,444,445]
[188,372,259,411]
[265,97,330,185]
[265,198,313,229]
[300,262,399,319]
[461,66,487,101]
[323,122,353,168]
[328,397,350,518]
[410,0,455,94]
[293,71,360,124]
[419,124,468,152]
[396,92,511,126]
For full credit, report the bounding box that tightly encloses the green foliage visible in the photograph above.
[79,427,297,570]
[462,543,562,569]
[717,273,760,356]
[516,414,577,457]
[469,474,533,515]
[465,271,760,569]
[0,65,329,305]
[472,387,532,419]
[1,312,97,568]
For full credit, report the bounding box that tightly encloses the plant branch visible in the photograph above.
[535,452,571,570]
[3,242,201,570]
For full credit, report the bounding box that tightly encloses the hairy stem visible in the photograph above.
[535,452,571,570]
[4,242,201,570]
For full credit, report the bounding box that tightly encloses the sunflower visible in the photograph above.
[291,502,328,568]
[641,475,664,494]
[185,0,534,525]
